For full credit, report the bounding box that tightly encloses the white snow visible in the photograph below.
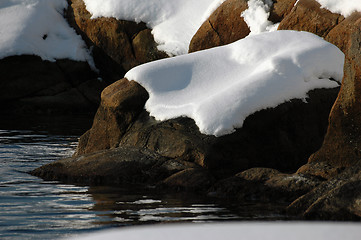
[0,0,93,65]
[67,222,361,240]
[315,0,361,17]
[82,0,226,56]
[125,30,344,137]
[241,0,279,35]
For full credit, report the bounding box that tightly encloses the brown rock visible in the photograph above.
[132,29,168,64]
[269,0,298,23]
[75,78,149,155]
[66,0,167,80]
[278,0,344,38]
[188,0,250,53]
[302,13,361,173]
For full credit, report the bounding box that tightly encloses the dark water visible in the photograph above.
[0,115,290,240]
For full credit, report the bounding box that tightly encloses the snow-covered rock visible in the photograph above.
[126,30,343,136]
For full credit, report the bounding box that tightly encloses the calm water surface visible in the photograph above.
[0,116,290,240]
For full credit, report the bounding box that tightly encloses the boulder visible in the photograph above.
[278,0,344,38]
[189,0,298,53]
[66,0,167,81]
[0,55,104,115]
[189,0,250,53]
[75,78,149,155]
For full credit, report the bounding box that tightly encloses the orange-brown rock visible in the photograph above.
[188,0,250,53]
[66,0,167,80]
[278,0,344,38]
[304,13,361,176]
[75,78,149,155]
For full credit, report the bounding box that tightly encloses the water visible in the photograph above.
[0,116,291,240]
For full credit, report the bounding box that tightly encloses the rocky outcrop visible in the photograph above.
[30,0,361,221]
[66,0,168,81]
[0,55,104,115]
[75,77,339,175]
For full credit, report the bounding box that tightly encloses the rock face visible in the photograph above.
[0,55,104,115]
[66,0,168,81]
[306,13,361,173]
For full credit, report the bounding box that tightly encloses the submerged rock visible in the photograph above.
[31,146,168,185]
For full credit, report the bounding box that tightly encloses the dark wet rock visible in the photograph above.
[288,163,361,220]
[31,146,168,185]
[0,55,103,115]
[161,168,216,191]
[66,0,167,81]
[209,168,322,203]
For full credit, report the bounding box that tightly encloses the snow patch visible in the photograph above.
[315,0,361,17]
[83,0,227,56]
[0,0,94,66]
[241,0,278,35]
[125,31,344,137]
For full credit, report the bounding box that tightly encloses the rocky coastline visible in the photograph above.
[4,0,360,220]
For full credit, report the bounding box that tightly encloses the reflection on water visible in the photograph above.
[0,116,291,240]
